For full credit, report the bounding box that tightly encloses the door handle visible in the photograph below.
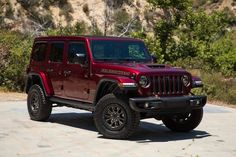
[47,68,54,72]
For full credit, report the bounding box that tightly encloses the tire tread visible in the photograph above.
[27,84,52,121]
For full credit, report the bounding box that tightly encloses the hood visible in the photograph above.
[94,62,189,77]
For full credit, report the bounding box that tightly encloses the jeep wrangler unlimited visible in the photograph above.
[25,36,206,139]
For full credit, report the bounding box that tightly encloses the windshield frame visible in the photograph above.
[90,39,152,63]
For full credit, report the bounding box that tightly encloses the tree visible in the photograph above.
[147,0,192,60]
[140,0,235,76]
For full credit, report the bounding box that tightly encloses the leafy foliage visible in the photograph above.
[192,71,236,105]
[0,31,33,91]
[132,31,164,63]
[135,0,235,77]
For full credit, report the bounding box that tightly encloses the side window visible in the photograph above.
[32,43,47,62]
[50,43,64,63]
[68,42,87,64]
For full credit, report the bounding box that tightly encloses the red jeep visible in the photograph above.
[25,36,206,139]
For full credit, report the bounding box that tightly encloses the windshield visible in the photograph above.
[90,39,152,62]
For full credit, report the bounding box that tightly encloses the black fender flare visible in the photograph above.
[93,79,118,105]
[25,72,54,96]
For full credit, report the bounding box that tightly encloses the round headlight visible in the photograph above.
[139,76,150,88]
[182,75,190,87]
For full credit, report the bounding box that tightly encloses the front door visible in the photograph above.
[47,42,65,96]
[63,41,90,100]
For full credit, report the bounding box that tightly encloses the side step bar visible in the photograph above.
[49,97,95,112]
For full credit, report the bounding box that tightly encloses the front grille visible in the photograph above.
[151,75,185,95]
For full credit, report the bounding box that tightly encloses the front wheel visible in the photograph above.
[94,94,140,139]
[162,108,203,132]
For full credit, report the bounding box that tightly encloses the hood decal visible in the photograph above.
[101,69,130,76]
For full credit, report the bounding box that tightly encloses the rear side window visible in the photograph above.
[32,43,47,62]
[50,43,64,62]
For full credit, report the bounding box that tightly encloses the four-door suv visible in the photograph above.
[25,36,207,139]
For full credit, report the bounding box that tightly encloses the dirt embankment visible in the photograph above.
[0,92,26,102]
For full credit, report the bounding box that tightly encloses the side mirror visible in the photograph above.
[151,54,157,63]
[75,53,86,65]
[76,53,86,57]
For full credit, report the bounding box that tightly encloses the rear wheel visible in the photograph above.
[94,94,140,139]
[162,108,203,132]
[27,84,52,121]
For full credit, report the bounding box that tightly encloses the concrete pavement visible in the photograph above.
[0,101,236,157]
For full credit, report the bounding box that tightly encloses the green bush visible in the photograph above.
[0,31,32,91]
[192,71,236,105]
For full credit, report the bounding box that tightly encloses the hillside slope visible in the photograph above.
[0,0,235,34]
[0,0,152,35]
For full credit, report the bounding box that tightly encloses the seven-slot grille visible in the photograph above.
[151,75,186,95]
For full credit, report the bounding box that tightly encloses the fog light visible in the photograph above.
[144,102,149,108]
[190,99,201,106]
[196,100,200,105]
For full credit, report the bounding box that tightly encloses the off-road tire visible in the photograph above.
[162,108,203,132]
[27,84,52,121]
[94,94,140,139]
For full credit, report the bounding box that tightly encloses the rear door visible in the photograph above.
[63,40,90,100]
[47,42,65,97]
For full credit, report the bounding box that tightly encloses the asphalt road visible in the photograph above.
[0,101,236,157]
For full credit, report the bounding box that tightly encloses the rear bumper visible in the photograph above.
[129,95,207,113]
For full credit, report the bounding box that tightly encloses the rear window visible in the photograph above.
[49,43,64,62]
[31,43,47,62]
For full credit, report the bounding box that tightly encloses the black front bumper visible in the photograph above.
[129,95,207,113]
